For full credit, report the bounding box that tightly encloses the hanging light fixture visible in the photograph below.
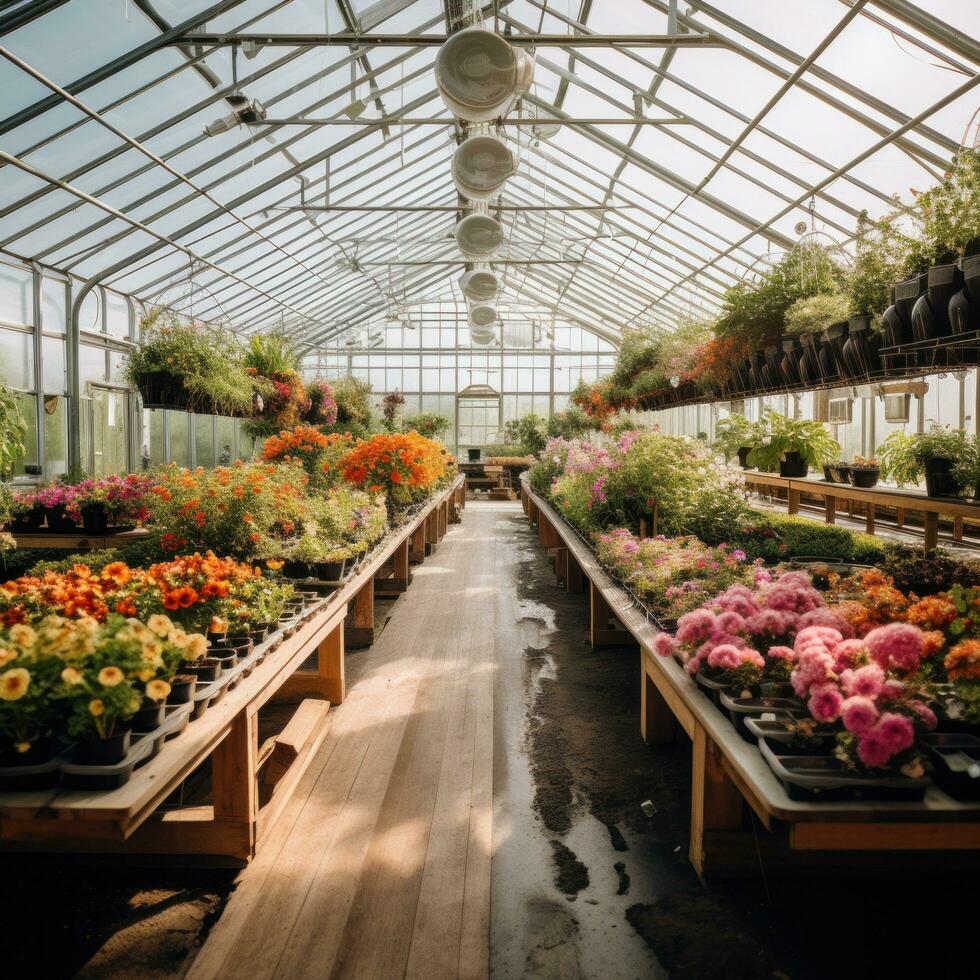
[468,301,498,327]
[435,27,535,123]
[455,212,504,257]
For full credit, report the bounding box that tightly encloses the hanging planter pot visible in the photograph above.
[779,451,808,478]
[845,316,882,378]
[949,254,980,365]
[134,370,191,411]
[822,321,850,379]
[923,456,960,497]
[736,446,752,469]
[746,350,766,392]
[763,344,783,384]
[731,359,751,393]
[798,332,822,384]
[779,336,803,387]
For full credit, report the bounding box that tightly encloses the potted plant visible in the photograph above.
[785,292,851,382]
[35,482,79,532]
[916,425,967,497]
[850,455,881,488]
[953,434,980,501]
[711,413,757,467]
[747,410,841,478]
[8,489,43,532]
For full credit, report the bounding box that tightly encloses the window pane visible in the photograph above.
[8,391,37,478]
[42,336,66,393]
[105,291,130,338]
[43,396,67,478]
[194,414,215,467]
[41,278,66,333]
[0,263,32,327]
[166,410,189,466]
[0,328,34,389]
[79,343,107,384]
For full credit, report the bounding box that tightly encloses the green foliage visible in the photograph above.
[783,292,850,335]
[504,413,547,455]
[711,413,757,462]
[878,545,980,596]
[917,148,980,263]
[876,430,921,486]
[400,411,451,440]
[878,425,969,488]
[0,384,26,479]
[730,511,887,564]
[953,433,980,497]
[482,443,528,458]
[331,376,374,428]
[715,243,846,348]
[747,409,840,471]
[126,310,255,415]
[0,483,12,528]
[546,406,599,440]
[242,331,300,376]
[658,315,714,382]
[847,211,919,318]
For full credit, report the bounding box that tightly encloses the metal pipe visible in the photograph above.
[256,116,688,125]
[175,32,724,47]
[270,204,625,212]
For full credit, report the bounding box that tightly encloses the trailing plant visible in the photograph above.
[876,431,920,486]
[879,426,970,488]
[0,383,26,478]
[783,292,850,336]
[126,310,255,416]
[331,376,375,432]
[747,410,840,471]
[658,315,714,383]
[304,380,338,427]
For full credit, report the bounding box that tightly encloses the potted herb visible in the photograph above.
[711,413,756,467]
[747,410,841,478]
[953,434,980,501]
[850,455,881,488]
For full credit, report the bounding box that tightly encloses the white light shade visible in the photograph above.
[469,302,498,327]
[435,27,534,123]
[453,132,515,200]
[459,266,499,302]
[454,213,503,257]
[469,324,496,346]
[530,120,561,140]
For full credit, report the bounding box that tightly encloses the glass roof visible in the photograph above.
[0,0,977,349]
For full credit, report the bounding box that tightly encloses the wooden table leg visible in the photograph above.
[211,710,259,859]
[787,487,801,516]
[345,578,375,648]
[376,539,411,596]
[409,523,426,563]
[641,661,674,744]
[896,506,905,529]
[425,510,439,555]
[866,501,876,535]
[538,514,559,550]
[589,581,635,650]
[924,511,939,551]
[566,552,585,595]
[689,725,744,876]
[954,516,964,542]
[824,492,836,524]
[554,546,568,588]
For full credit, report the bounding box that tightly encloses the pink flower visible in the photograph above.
[716,611,746,635]
[840,663,884,699]
[864,623,926,674]
[794,626,844,653]
[841,695,879,734]
[707,644,744,671]
[909,700,937,731]
[676,609,716,645]
[857,729,894,768]
[879,679,905,702]
[652,632,677,658]
[876,712,915,754]
[768,645,795,662]
[808,683,844,723]
[796,608,855,639]
[744,608,795,638]
[712,584,760,618]
[829,638,867,672]
[790,648,836,697]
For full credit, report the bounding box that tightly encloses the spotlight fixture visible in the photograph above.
[204,92,268,136]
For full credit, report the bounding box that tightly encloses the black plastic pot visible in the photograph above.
[75,730,132,766]
[282,560,311,579]
[763,344,783,388]
[467,448,481,462]
[0,736,57,767]
[949,255,980,365]
[10,504,44,531]
[736,446,752,469]
[845,316,882,378]
[850,467,880,488]
[884,273,928,370]
[132,701,166,733]
[182,657,222,683]
[166,675,198,705]
[316,558,347,582]
[249,625,269,645]
[80,503,110,534]
[827,463,851,484]
[731,360,751,393]
[822,321,850,380]
[779,336,802,386]
[45,505,78,532]
[135,370,190,411]
[922,733,980,801]
[779,451,808,478]
[923,456,959,497]
[746,350,766,392]
[798,332,822,384]
[822,465,835,482]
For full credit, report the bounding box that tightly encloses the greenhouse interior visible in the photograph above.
[1,1,980,977]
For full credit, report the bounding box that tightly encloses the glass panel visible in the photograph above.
[85,387,128,477]
[0,328,34,388]
[8,391,38,478]
[166,410,189,466]
[0,263,33,327]
[79,343,107,384]
[194,415,215,468]
[42,336,66,394]
[41,278,67,333]
[105,291,130,338]
[43,396,68,478]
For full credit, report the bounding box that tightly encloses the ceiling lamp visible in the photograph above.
[455,212,504,258]
[459,265,499,302]
[468,301,498,327]
[469,324,497,346]
[452,130,515,200]
[435,27,534,123]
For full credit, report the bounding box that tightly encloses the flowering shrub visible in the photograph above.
[304,380,337,426]
[340,431,449,510]
[261,428,356,492]
[146,461,312,559]
[593,529,760,622]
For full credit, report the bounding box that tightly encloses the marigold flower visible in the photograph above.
[89,698,105,717]
[0,667,30,701]
[145,679,171,701]
[98,666,124,687]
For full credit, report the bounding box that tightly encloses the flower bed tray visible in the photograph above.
[922,733,980,801]
[745,717,837,756]
[759,740,929,803]
[720,692,803,743]
[0,747,74,792]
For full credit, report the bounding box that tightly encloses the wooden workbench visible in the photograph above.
[521,480,980,875]
[0,476,465,865]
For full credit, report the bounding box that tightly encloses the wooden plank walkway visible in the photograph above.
[188,504,496,980]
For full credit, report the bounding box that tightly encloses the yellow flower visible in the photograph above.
[141,639,163,664]
[136,669,155,683]
[9,624,36,647]
[97,666,124,687]
[61,666,84,685]
[0,667,30,701]
[15,741,31,754]
[145,679,171,702]
[0,647,18,668]
[187,633,209,659]
[89,698,105,717]
[147,614,174,638]
[168,629,190,650]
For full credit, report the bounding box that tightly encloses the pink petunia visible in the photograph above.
[716,611,746,635]
[857,729,895,768]
[829,638,867,672]
[794,626,844,654]
[879,678,906,702]
[796,608,856,639]
[767,645,796,662]
[676,609,716,645]
[909,700,938,731]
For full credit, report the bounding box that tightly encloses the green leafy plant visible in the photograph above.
[783,292,850,335]
[953,433,980,498]
[876,431,921,486]
[730,510,886,564]
[847,210,919,319]
[330,376,375,434]
[711,413,757,462]
[242,331,300,377]
[878,426,968,488]
[747,410,840,471]
[504,413,547,455]
[0,383,26,479]
[916,148,980,263]
[546,406,599,440]
[401,411,451,440]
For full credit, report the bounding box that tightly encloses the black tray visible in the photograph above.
[922,733,980,801]
[744,716,837,756]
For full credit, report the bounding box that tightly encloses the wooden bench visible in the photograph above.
[0,475,465,865]
[521,480,980,876]
[11,527,151,550]
[742,470,980,550]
